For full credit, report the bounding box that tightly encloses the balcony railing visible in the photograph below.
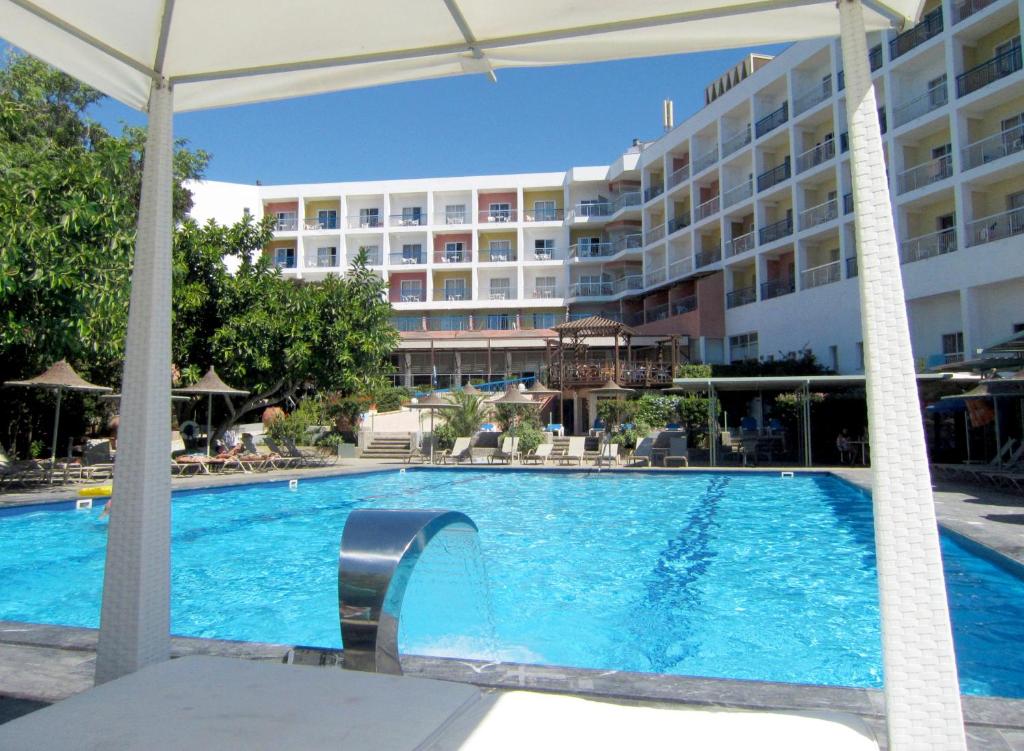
[351,250,382,266]
[721,125,752,157]
[843,192,854,214]
[480,250,517,262]
[956,41,1022,97]
[569,281,613,297]
[759,216,793,244]
[967,208,1024,246]
[671,295,698,315]
[645,303,670,322]
[895,153,952,194]
[722,180,753,208]
[573,201,611,218]
[692,146,718,174]
[348,215,383,229]
[304,217,339,231]
[426,316,470,332]
[644,183,665,202]
[304,251,339,268]
[390,252,424,265]
[961,124,1024,169]
[612,191,642,213]
[397,290,426,303]
[392,316,423,332]
[436,250,472,263]
[694,195,720,221]
[869,44,883,71]
[644,223,667,245]
[893,80,948,127]
[846,256,858,277]
[694,246,722,267]
[390,214,426,227]
[479,208,518,223]
[954,0,995,23]
[901,227,957,263]
[669,256,693,279]
[755,102,789,138]
[532,285,559,299]
[273,218,297,231]
[487,287,518,301]
[616,275,644,293]
[613,233,644,252]
[801,260,841,289]
[435,211,469,225]
[725,230,755,257]
[793,78,832,116]
[757,160,791,192]
[799,198,839,230]
[761,277,795,300]
[667,216,691,235]
[570,242,612,259]
[889,8,943,60]
[645,267,668,287]
[796,139,835,173]
[667,162,691,189]
[524,207,564,222]
[435,289,469,302]
[727,285,757,308]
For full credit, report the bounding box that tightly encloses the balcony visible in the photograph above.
[573,201,611,218]
[351,248,381,266]
[389,213,426,227]
[612,191,642,213]
[801,260,841,289]
[435,289,469,302]
[644,223,667,245]
[645,267,667,287]
[956,41,1022,97]
[961,124,1024,169]
[722,180,753,208]
[761,277,795,300]
[793,78,832,117]
[757,160,791,192]
[967,207,1024,246]
[901,227,957,263]
[755,102,789,138]
[759,216,794,244]
[892,80,948,127]
[895,153,952,194]
[644,184,665,202]
[722,125,752,157]
[390,251,424,265]
[392,316,423,332]
[669,256,694,278]
[954,0,995,23]
[645,303,670,322]
[667,163,691,189]
[889,8,943,60]
[436,210,469,225]
[694,246,722,267]
[846,256,858,277]
[437,249,472,263]
[397,290,426,303]
[671,295,698,315]
[869,44,883,72]
[727,285,757,308]
[524,207,564,222]
[569,276,643,297]
[480,249,517,263]
[348,215,383,229]
[843,192,854,214]
[487,287,518,301]
[570,242,612,259]
[613,233,644,252]
[799,198,839,230]
[304,250,339,268]
[479,208,518,224]
[273,218,297,231]
[532,285,559,299]
[426,316,470,332]
[796,139,835,173]
[304,216,338,231]
[667,216,691,235]
[692,146,719,174]
[694,195,720,221]
[725,231,755,258]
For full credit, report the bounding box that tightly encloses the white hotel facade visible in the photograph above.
[189,0,1024,386]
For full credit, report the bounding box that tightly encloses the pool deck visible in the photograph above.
[1,462,1023,749]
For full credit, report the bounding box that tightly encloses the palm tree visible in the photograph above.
[444,388,488,436]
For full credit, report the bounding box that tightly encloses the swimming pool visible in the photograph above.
[1,469,1022,697]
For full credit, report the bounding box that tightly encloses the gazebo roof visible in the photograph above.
[552,316,635,338]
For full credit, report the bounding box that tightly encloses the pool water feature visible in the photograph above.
[1,470,1022,698]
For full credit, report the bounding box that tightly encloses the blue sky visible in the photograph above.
[74,45,789,185]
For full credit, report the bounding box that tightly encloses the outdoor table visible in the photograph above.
[848,440,870,466]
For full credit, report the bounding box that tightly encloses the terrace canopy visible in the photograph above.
[1,2,969,747]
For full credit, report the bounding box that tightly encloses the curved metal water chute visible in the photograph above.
[338,508,479,675]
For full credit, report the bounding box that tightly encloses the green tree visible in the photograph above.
[443,389,488,437]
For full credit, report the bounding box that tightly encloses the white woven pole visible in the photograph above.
[838,3,966,748]
[95,80,174,685]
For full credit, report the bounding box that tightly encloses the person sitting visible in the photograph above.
[835,429,851,465]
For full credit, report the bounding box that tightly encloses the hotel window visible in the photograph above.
[577,236,602,257]
[578,273,608,295]
[534,238,555,260]
[488,239,512,261]
[402,244,422,264]
[401,206,423,226]
[399,279,423,301]
[531,312,557,328]
[927,74,947,107]
[942,332,964,363]
[359,207,381,227]
[273,247,295,269]
[444,278,466,300]
[316,209,338,229]
[579,198,603,217]
[274,211,296,231]
[444,241,465,262]
[361,245,381,265]
[534,276,556,298]
[315,246,337,267]
[533,200,557,221]
[490,277,512,299]
[445,204,466,224]
[487,312,512,330]
[488,202,512,222]
[729,332,758,363]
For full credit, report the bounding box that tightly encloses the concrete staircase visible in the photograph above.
[361,435,412,460]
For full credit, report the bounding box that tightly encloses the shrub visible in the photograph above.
[610,428,640,450]
[504,424,544,455]
[433,423,457,451]
[266,410,311,445]
[444,389,488,436]
[494,402,541,431]
[371,385,412,413]
[316,432,347,449]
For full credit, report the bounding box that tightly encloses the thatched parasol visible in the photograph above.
[491,386,538,406]
[409,392,456,463]
[173,367,249,455]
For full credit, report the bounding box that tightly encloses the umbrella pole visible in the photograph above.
[206,394,213,457]
[50,388,63,477]
[994,396,1002,468]
[839,2,965,747]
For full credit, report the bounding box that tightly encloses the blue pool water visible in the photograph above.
[1,470,1023,697]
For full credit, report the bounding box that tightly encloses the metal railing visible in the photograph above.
[436,250,472,263]
[967,208,1024,246]
[304,217,339,230]
[573,201,611,218]
[480,250,517,262]
[615,275,644,293]
[722,180,753,208]
[348,215,383,229]
[645,267,668,287]
[645,303,670,322]
[793,77,832,116]
[644,223,667,245]
[869,44,883,71]
[755,102,788,138]
[694,246,722,267]
[893,80,948,127]
[353,251,382,265]
[671,295,698,315]
[569,281,614,297]
[396,291,425,302]
[523,207,564,222]
[426,316,471,331]
[889,8,943,59]
[487,288,517,300]
[667,216,690,235]
[799,198,839,230]
[644,183,665,202]
[612,233,644,252]
[669,256,693,279]
[961,124,1024,169]
[436,211,469,225]
[727,285,757,308]
[304,251,339,268]
[392,316,423,332]
[956,42,1022,97]
[725,230,755,257]
[532,285,559,299]
[694,194,720,221]
[901,227,957,263]
[795,139,835,173]
[692,146,719,174]
[757,160,790,192]
[390,252,424,265]
[759,216,793,244]
[570,242,612,258]
[479,208,518,223]
[954,0,995,22]
[846,256,858,277]
[389,214,426,227]
[612,191,642,213]
[843,192,854,214]
[801,260,841,289]
[721,125,752,157]
[895,153,952,194]
[435,289,469,302]
[667,162,691,189]
[274,218,297,231]
[761,277,795,300]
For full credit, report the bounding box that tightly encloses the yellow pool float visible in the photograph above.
[78,485,113,498]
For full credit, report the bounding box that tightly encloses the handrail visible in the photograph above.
[961,124,1024,169]
[668,256,693,279]
[895,153,952,194]
[757,160,790,192]
[889,8,943,59]
[954,0,995,22]
[727,286,757,308]
[692,146,718,174]
[722,180,753,208]
[724,230,755,257]
[759,216,793,244]
[694,246,721,267]
[795,139,835,173]
[389,214,426,226]
[800,259,841,289]
[799,198,839,230]
[339,509,479,674]
[644,223,667,245]
[901,227,957,263]
[348,215,383,229]
[694,194,720,221]
[893,80,948,127]
[793,78,832,116]
[966,208,1024,246]
[956,41,1022,97]
[721,124,752,157]
[755,102,788,138]
[667,162,690,189]
[761,277,795,300]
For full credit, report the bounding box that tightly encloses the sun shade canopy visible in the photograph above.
[172,367,248,396]
[0,0,918,113]
[4,359,111,393]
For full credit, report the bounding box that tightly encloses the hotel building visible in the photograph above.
[189,0,1024,403]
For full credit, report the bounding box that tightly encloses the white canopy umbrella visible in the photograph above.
[1,3,965,747]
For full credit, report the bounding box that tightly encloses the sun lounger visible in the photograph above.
[557,437,585,465]
[664,436,689,468]
[594,442,619,467]
[440,437,472,464]
[262,437,305,468]
[283,437,330,467]
[0,452,49,487]
[933,440,1022,483]
[240,434,286,471]
[522,443,553,465]
[488,437,520,464]
[404,443,428,464]
[630,437,655,467]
